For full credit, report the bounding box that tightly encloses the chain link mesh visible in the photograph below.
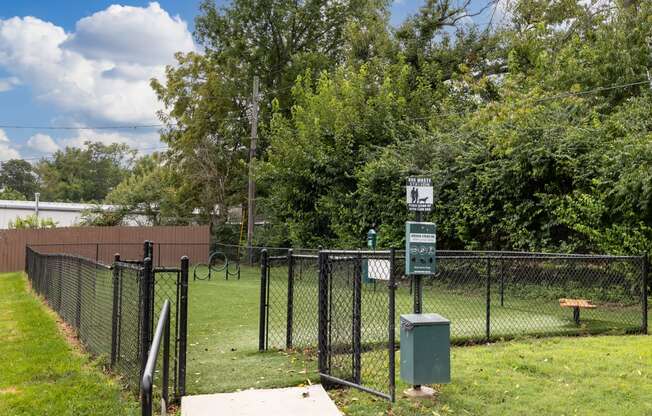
[262,249,647,400]
[152,268,181,399]
[26,247,144,389]
[26,246,188,398]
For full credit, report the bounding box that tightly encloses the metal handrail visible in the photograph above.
[141,299,170,416]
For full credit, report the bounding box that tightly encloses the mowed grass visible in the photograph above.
[0,272,137,416]
[335,335,652,416]
[186,265,318,394]
[187,264,651,415]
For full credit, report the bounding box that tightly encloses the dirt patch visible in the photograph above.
[0,387,21,395]
[55,317,85,355]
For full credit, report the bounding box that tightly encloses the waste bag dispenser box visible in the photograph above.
[400,313,451,385]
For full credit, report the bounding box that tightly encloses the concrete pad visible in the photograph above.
[181,384,341,416]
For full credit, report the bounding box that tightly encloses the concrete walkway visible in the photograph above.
[181,384,341,416]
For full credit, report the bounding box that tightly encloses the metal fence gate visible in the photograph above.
[318,250,397,401]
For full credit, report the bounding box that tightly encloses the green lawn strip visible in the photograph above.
[333,335,652,416]
[0,272,137,416]
[186,267,317,394]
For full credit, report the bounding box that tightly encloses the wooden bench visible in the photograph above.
[559,298,597,325]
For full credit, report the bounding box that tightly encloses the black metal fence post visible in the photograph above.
[258,249,268,351]
[286,249,294,349]
[642,253,648,334]
[110,253,121,368]
[317,251,328,376]
[75,257,83,329]
[486,257,491,341]
[178,256,189,397]
[140,256,153,378]
[143,241,150,261]
[352,251,362,384]
[56,257,63,311]
[499,255,505,307]
[388,248,396,402]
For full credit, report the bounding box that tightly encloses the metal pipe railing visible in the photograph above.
[141,299,170,416]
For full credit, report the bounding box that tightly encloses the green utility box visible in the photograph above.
[400,313,451,385]
[405,222,436,275]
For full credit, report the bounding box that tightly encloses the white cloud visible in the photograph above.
[63,3,195,66]
[27,133,59,153]
[0,2,195,124]
[0,76,20,92]
[0,129,21,160]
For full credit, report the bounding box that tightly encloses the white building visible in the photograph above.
[0,200,146,229]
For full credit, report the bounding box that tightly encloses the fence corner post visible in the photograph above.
[317,250,328,377]
[75,257,83,330]
[140,256,153,378]
[286,249,294,349]
[486,257,491,341]
[388,248,396,402]
[353,250,362,384]
[258,249,268,351]
[178,256,189,398]
[642,253,648,334]
[110,253,120,368]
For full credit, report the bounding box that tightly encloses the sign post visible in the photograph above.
[404,176,436,395]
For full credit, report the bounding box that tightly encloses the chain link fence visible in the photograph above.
[25,244,189,402]
[259,249,648,401]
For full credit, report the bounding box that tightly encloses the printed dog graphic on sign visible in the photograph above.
[418,196,428,203]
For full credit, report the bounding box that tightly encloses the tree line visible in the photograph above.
[5,0,652,255]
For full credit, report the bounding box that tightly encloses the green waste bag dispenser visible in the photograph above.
[400,313,451,385]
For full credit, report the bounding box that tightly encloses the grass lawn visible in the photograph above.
[334,335,652,416]
[187,264,651,415]
[0,272,138,416]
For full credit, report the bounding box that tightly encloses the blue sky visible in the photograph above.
[0,1,499,162]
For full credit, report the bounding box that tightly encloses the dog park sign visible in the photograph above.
[405,177,436,276]
[406,177,433,212]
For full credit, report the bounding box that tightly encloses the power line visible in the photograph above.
[0,145,169,163]
[531,80,650,103]
[0,123,166,131]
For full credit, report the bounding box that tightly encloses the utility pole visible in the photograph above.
[34,192,40,221]
[247,76,259,264]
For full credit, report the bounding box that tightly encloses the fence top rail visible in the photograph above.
[28,247,112,269]
[433,254,643,261]
[154,267,181,273]
[322,249,393,255]
[115,260,145,271]
[293,254,319,259]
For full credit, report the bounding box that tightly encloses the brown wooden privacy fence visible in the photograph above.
[0,225,209,272]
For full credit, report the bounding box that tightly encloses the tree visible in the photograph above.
[194,0,390,114]
[86,152,197,226]
[152,1,391,233]
[0,159,38,199]
[0,188,27,201]
[36,141,135,202]
[9,214,57,229]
